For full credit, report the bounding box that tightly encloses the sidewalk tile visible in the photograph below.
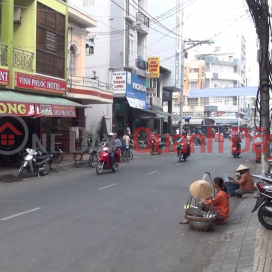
[221,262,237,270]
[237,267,254,272]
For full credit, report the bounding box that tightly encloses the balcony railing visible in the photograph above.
[0,43,8,66]
[136,12,150,27]
[67,74,112,90]
[13,47,34,71]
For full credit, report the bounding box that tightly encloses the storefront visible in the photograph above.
[0,90,85,151]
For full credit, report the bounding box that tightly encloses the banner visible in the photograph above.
[0,68,9,86]
[148,57,160,78]
[0,102,35,116]
[112,71,127,92]
[35,104,77,117]
[15,72,66,94]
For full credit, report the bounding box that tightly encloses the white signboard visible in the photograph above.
[112,72,126,92]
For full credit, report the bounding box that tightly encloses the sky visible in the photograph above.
[182,0,259,86]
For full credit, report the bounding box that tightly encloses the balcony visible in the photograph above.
[0,43,8,66]
[66,75,113,104]
[136,12,149,35]
[13,47,34,72]
[188,72,199,82]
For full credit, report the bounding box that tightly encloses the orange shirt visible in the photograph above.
[205,191,230,219]
[236,172,254,192]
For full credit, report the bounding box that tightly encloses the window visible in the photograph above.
[86,45,94,56]
[188,98,198,106]
[225,97,229,105]
[129,32,136,57]
[70,46,76,76]
[233,96,238,105]
[214,97,222,103]
[36,3,65,79]
[190,83,198,89]
[83,0,95,7]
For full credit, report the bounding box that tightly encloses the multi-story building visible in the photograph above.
[67,3,113,135]
[0,0,113,152]
[71,0,182,135]
[0,0,75,149]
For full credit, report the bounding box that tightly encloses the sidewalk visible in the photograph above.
[203,162,272,272]
[0,149,153,178]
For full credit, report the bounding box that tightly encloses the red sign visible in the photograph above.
[14,72,66,94]
[35,104,77,117]
[0,102,35,116]
[0,68,9,86]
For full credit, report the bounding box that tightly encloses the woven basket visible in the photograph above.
[185,214,215,231]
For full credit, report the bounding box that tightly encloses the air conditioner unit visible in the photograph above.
[133,22,141,27]
[14,8,22,24]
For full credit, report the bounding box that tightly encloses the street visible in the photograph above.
[0,140,256,272]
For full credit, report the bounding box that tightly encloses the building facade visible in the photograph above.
[71,0,182,136]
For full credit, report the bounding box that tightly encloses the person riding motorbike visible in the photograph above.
[114,133,121,165]
[232,130,242,153]
[107,133,117,167]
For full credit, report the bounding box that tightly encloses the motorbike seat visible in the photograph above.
[36,154,52,162]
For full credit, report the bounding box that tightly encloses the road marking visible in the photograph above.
[1,207,41,221]
[146,170,158,175]
[98,183,118,190]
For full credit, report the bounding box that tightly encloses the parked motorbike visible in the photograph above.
[96,147,118,175]
[18,148,53,177]
[177,141,190,162]
[231,141,241,158]
[252,174,272,230]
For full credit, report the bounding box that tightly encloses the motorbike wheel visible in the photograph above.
[53,150,63,163]
[18,165,26,177]
[96,161,104,175]
[40,162,51,176]
[112,164,118,172]
[269,166,272,175]
[88,153,98,168]
[179,154,183,162]
[75,154,83,168]
[183,155,187,161]
[258,208,272,230]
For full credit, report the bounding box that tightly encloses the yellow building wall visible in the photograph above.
[13,0,36,75]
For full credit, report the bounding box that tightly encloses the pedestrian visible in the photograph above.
[228,164,254,197]
[126,124,131,136]
[123,132,130,151]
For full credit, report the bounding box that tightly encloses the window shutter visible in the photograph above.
[83,0,95,7]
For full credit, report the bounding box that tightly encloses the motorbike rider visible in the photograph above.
[107,133,117,167]
[114,133,122,165]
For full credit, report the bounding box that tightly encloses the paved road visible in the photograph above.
[0,140,256,272]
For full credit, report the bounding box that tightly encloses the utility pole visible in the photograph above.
[246,0,270,174]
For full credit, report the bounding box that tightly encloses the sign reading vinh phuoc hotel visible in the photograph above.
[14,72,66,94]
[148,57,160,78]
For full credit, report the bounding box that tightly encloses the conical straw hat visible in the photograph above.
[189,180,213,199]
[236,164,250,172]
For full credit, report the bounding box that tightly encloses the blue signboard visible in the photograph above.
[126,72,147,100]
[125,72,147,110]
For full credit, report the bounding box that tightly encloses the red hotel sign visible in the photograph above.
[0,68,9,86]
[35,104,76,117]
[14,72,66,94]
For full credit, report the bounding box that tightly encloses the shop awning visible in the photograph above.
[0,90,85,117]
[136,108,172,121]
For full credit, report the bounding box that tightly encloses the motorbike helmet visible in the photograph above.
[108,132,114,137]
[114,133,118,137]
